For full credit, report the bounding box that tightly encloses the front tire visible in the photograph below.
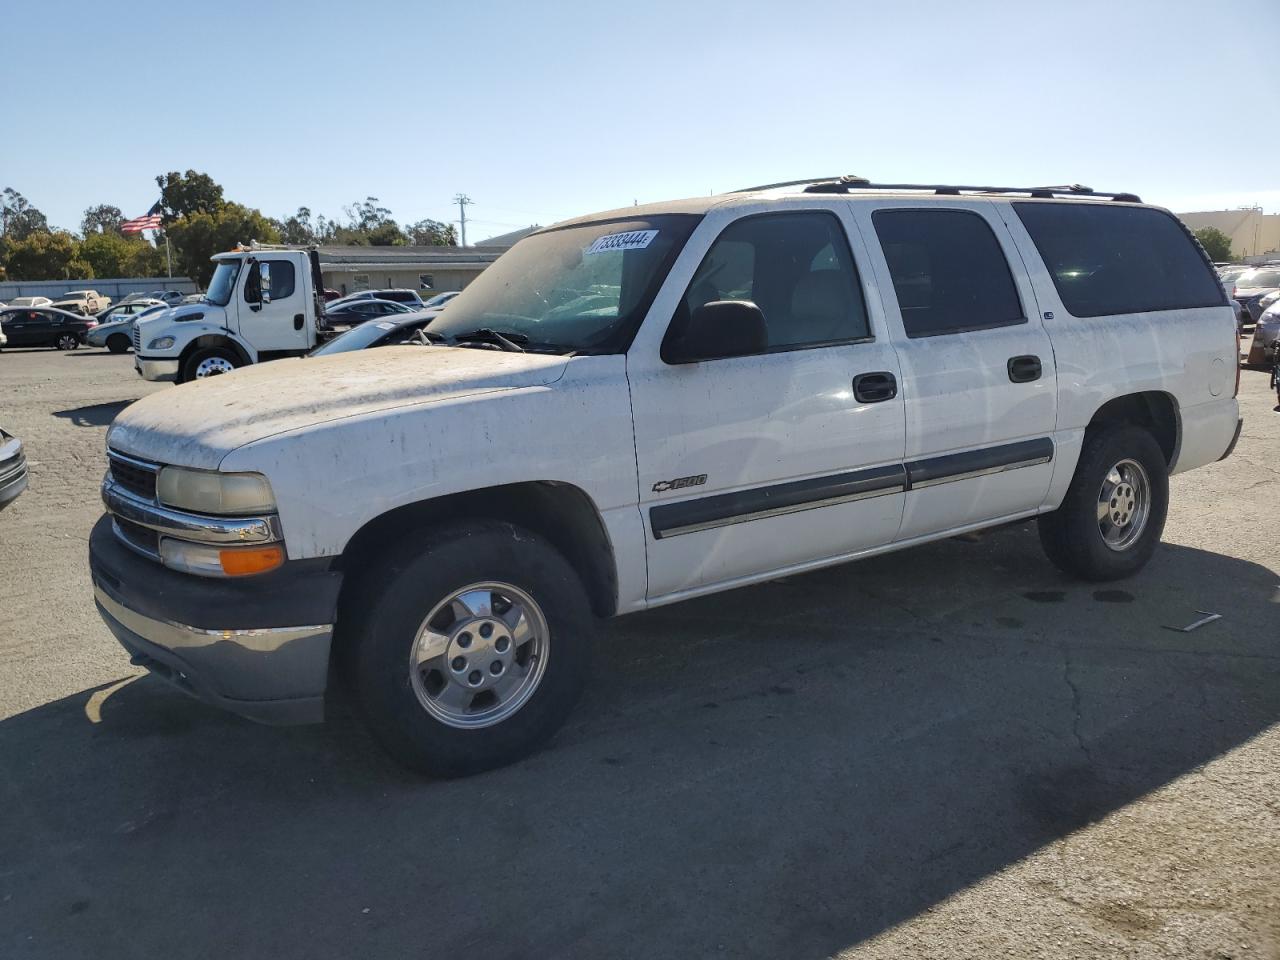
[55,333,79,351]
[1038,424,1169,581]
[181,347,239,382]
[350,520,593,777]
[106,333,130,354]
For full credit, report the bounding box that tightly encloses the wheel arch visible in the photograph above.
[177,333,254,376]
[1086,391,1180,467]
[333,481,619,620]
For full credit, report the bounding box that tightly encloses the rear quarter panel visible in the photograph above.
[996,202,1239,500]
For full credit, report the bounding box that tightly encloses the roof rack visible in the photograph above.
[734,175,1141,203]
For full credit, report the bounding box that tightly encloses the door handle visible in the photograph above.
[853,371,898,403]
[293,313,304,330]
[1007,355,1042,383]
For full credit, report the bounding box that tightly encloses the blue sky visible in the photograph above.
[4,0,1277,240]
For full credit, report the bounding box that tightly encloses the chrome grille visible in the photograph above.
[108,451,159,501]
[132,324,142,352]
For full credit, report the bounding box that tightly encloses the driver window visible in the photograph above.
[244,260,296,303]
[679,211,870,352]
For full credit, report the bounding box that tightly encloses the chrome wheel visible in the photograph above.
[409,581,549,729]
[56,334,78,350]
[1096,458,1150,552]
[194,355,234,377]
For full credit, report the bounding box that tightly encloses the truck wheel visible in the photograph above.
[350,520,593,777]
[1037,424,1169,581]
[106,334,130,354]
[55,333,79,351]
[182,347,239,382]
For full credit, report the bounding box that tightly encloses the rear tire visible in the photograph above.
[1038,424,1168,581]
[181,347,239,382]
[106,334,130,354]
[350,520,593,777]
[55,333,79,351]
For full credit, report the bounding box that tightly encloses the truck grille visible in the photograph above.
[108,451,159,501]
[132,324,142,352]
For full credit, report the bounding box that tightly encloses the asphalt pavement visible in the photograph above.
[1,345,1277,959]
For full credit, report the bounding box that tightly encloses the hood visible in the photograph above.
[107,347,569,468]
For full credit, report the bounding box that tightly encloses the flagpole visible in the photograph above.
[163,231,172,278]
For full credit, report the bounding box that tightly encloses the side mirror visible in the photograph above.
[663,300,768,364]
[258,262,272,304]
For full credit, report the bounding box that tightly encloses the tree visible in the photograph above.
[407,218,457,246]
[273,206,319,245]
[1193,227,1234,263]
[5,231,91,280]
[155,170,225,222]
[80,231,166,278]
[166,203,280,286]
[2,188,50,240]
[81,204,125,236]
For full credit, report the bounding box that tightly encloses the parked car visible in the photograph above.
[1231,266,1280,324]
[323,288,342,302]
[90,179,1242,777]
[0,307,96,349]
[8,296,52,308]
[330,288,425,309]
[1245,300,1280,367]
[422,290,461,309]
[87,304,170,353]
[96,298,164,323]
[323,298,415,326]
[0,428,27,511]
[144,290,187,307]
[50,290,111,315]
[308,310,443,357]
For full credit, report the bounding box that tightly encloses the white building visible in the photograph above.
[1177,208,1280,261]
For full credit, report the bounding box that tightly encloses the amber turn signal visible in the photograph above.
[218,544,285,577]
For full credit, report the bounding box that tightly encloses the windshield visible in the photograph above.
[429,215,701,353]
[205,260,242,306]
[310,319,412,356]
[1237,269,1280,288]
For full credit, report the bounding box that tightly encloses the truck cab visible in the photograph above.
[133,246,327,383]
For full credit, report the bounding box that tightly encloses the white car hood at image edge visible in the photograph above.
[107,347,569,468]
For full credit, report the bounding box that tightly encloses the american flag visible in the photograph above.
[122,213,162,233]
[122,202,164,233]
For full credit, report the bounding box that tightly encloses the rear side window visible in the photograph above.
[1013,203,1226,317]
[872,209,1024,338]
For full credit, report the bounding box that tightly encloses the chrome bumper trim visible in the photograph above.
[102,476,283,545]
[135,356,180,382]
[94,586,330,654]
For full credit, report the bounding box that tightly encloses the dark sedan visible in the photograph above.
[0,307,96,350]
[310,309,442,357]
[321,298,415,327]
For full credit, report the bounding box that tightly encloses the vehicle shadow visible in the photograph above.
[51,400,138,428]
[2,528,1277,960]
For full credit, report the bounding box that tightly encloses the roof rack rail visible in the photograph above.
[733,175,1141,203]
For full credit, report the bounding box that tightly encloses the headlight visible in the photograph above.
[147,336,175,350]
[156,466,276,515]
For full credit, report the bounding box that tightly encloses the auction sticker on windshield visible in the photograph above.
[584,230,658,255]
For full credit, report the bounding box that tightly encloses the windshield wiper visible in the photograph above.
[449,328,527,353]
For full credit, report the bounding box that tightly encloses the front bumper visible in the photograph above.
[134,356,180,382]
[0,434,28,510]
[89,515,342,724]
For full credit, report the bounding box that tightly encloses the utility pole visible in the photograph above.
[454,194,472,247]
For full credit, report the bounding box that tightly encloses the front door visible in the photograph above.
[235,256,311,354]
[628,205,907,601]
[851,200,1058,539]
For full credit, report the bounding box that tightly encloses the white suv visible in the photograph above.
[90,178,1242,776]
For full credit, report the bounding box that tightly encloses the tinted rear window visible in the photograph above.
[1014,203,1225,317]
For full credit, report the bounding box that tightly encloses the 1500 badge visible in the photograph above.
[652,474,707,493]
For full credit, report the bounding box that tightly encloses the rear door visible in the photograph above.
[851,199,1057,539]
[628,204,907,600]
